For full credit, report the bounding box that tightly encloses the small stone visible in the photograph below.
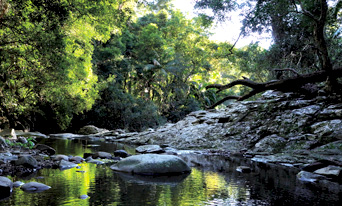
[18,137,28,144]
[87,159,105,165]
[93,151,112,159]
[136,145,164,154]
[80,194,89,199]
[114,150,129,158]
[70,156,84,163]
[13,181,24,187]
[59,160,78,170]
[236,166,252,173]
[53,154,69,161]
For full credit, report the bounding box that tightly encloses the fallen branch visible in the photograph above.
[206,68,342,109]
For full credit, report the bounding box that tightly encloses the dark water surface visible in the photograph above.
[1,138,341,206]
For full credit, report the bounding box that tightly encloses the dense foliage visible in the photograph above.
[1,0,340,132]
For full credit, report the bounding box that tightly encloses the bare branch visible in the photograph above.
[206,68,342,109]
[206,78,264,93]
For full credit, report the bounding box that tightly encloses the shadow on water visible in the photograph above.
[1,138,341,205]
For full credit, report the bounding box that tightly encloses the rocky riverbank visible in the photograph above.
[0,90,341,190]
[102,90,342,185]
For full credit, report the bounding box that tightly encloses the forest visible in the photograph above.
[0,0,341,133]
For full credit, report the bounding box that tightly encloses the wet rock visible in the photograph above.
[114,150,129,158]
[69,156,84,163]
[314,165,342,178]
[34,144,56,156]
[80,194,89,199]
[297,171,326,183]
[253,135,286,154]
[13,181,24,187]
[110,154,191,175]
[0,152,18,163]
[311,119,342,139]
[53,154,69,161]
[236,166,252,173]
[49,133,84,139]
[59,160,78,170]
[77,125,109,135]
[93,151,112,159]
[0,136,8,148]
[261,90,286,100]
[136,145,164,154]
[15,155,38,168]
[87,159,105,165]
[17,136,28,144]
[21,182,51,192]
[85,156,93,162]
[0,176,13,192]
[14,131,47,138]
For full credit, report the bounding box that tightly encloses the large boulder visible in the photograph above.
[77,125,108,135]
[110,154,191,175]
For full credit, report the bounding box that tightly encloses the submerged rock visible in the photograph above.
[59,160,78,170]
[80,194,89,199]
[21,182,51,192]
[110,154,191,175]
[87,159,105,165]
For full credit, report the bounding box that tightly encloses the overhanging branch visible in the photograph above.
[206,68,342,109]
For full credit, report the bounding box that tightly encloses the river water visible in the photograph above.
[1,138,341,205]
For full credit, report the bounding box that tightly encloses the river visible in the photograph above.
[1,138,341,205]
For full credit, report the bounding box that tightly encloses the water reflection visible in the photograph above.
[1,138,341,205]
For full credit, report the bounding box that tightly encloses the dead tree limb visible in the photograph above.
[206,68,342,109]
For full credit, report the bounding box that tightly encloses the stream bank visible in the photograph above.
[0,90,342,195]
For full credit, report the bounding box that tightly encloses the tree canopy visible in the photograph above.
[195,0,342,106]
[1,0,341,132]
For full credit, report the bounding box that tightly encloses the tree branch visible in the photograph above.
[206,68,342,109]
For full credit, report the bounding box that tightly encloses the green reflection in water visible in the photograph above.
[3,139,251,206]
[5,165,250,206]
